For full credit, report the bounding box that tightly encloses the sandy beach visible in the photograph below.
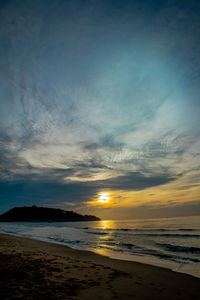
[0,233,199,300]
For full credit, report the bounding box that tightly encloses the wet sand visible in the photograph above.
[0,233,199,299]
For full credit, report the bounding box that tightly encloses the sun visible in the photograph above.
[98,192,110,203]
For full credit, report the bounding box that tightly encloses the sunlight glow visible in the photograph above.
[98,193,110,203]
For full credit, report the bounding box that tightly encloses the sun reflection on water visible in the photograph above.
[99,220,116,230]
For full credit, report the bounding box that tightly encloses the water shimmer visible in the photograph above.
[0,215,199,278]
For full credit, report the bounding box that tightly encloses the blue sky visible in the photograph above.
[0,0,200,218]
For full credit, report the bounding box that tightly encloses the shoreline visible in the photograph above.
[0,233,200,299]
[2,231,200,279]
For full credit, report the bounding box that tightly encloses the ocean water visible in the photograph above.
[0,215,199,278]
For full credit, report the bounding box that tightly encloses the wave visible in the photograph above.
[178,229,196,231]
[47,236,85,246]
[146,251,200,263]
[87,231,108,235]
[135,233,200,238]
[86,230,200,238]
[3,230,18,234]
[104,241,141,250]
[83,227,198,233]
[157,243,200,254]
[98,242,200,263]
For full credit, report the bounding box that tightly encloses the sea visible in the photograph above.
[0,215,199,278]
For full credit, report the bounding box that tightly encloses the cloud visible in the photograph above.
[0,0,200,216]
[95,200,200,220]
[97,172,178,191]
[0,169,179,214]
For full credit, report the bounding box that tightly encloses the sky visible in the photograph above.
[0,0,200,219]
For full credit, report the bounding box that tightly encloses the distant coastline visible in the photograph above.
[0,206,100,222]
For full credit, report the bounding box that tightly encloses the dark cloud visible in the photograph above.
[95,172,178,191]
[0,179,97,213]
[0,170,179,213]
[74,160,111,170]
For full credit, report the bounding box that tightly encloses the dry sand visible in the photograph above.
[0,233,199,300]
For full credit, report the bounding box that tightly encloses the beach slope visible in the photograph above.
[0,233,199,299]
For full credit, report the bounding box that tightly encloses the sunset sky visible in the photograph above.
[0,0,200,219]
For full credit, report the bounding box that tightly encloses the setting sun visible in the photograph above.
[98,193,110,203]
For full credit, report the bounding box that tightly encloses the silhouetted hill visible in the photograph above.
[0,206,100,222]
